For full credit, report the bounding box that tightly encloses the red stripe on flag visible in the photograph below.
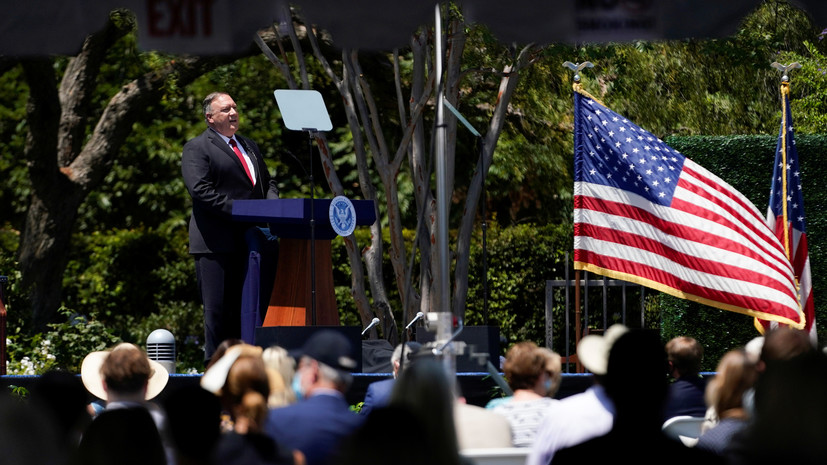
[575,249,801,321]
[576,195,794,284]
[575,221,796,297]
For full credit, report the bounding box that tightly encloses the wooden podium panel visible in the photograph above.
[262,238,339,326]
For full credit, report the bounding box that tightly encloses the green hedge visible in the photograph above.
[661,134,827,369]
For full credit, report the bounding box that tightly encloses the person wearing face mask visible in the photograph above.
[486,341,561,447]
[263,331,364,465]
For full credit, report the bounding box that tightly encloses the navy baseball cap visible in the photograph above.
[291,330,357,372]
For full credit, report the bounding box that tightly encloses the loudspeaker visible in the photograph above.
[254,326,363,372]
[416,326,501,372]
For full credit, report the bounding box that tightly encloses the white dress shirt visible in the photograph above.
[526,384,615,465]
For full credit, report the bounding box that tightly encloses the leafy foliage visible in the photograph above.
[2,0,827,375]
[464,222,571,351]
[6,308,119,374]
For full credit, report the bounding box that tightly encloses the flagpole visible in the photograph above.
[574,269,582,373]
[771,61,801,262]
[780,80,790,261]
[564,61,592,374]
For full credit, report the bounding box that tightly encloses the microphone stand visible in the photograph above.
[305,129,317,326]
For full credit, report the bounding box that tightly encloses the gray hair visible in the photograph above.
[317,360,352,391]
[202,92,229,117]
[391,342,422,365]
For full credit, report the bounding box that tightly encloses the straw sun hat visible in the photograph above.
[80,342,169,401]
[577,324,629,375]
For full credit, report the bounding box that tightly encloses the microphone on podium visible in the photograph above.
[362,317,380,336]
[405,312,425,330]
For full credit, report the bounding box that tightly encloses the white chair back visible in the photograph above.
[662,415,706,447]
[461,447,530,465]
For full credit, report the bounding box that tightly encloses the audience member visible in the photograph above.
[80,342,174,463]
[726,328,825,465]
[207,338,244,371]
[389,357,465,465]
[662,336,707,420]
[162,384,222,465]
[486,342,558,447]
[73,406,167,465]
[29,369,92,457]
[552,330,724,465]
[742,327,813,419]
[264,330,363,465]
[756,326,813,371]
[454,397,513,450]
[695,348,756,456]
[81,342,170,408]
[526,324,627,465]
[537,347,563,398]
[201,344,302,465]
[360,341,422,417]
[262,345,296,407]
[0,392,63,465]
[336,405,431,465]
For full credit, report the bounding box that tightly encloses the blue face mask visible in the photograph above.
[544,378,553,393]
[291,373,305,401]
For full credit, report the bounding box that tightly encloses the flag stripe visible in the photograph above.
[575,222,798,306]
[576,193,794,291]
[678,164,792,270]
[572,88,804,328]
[574,250,799,320]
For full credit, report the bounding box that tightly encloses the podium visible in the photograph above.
[233,198,376,328]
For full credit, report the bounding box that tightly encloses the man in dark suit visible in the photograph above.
[182,92,279,361]
[662,336,708,420]
[360,341,421,417]
[265,330,364,465]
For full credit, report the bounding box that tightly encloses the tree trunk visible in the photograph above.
[17,12,247,329]
[452,46,541,321]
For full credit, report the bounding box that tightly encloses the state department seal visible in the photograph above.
[329,196,357,237]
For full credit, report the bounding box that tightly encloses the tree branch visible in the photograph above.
[58,10,132,167]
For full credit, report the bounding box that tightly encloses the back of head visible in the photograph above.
[337,405,430,465]
[537,347,563,397]
[760,327,813,367]
[605,330,668,429]
[224,353,271,431]
[503,341,545,391]
[262,345,296,406]
[294,330,357,392]
[102,344,152,395]
[74,407,166,465]
[740,350,827,464]
[665,336,703,377]
[390,358,460,465]
[262,345,295,385]
[163,384,222,464]
[709,348,756,419]
[391,342,423,372]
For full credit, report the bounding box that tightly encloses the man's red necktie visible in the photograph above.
[229,138,254,183]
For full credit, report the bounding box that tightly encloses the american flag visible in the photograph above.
[760,84,816,341]
[572,89,804,327]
